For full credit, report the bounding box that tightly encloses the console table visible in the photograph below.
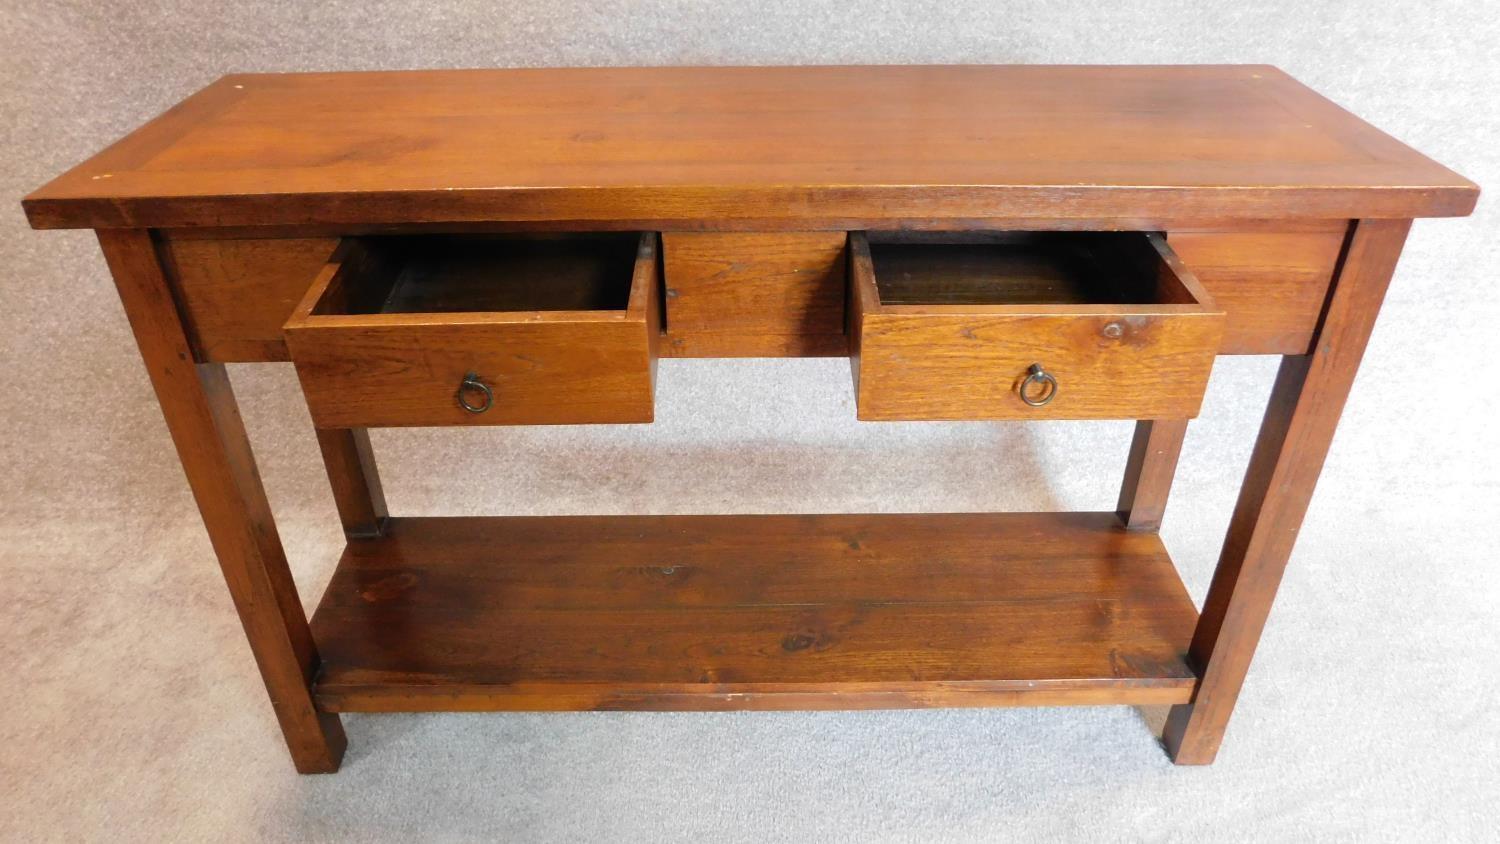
[24,66,1476,772]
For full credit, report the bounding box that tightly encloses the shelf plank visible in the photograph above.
[311,513,1199,712]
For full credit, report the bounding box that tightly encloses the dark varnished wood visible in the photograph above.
[310,512,1200,712]
[1164,219,1412,764]
[96,229,345,773]
[24,66,1475,231]
[284,233,659,427]
[850,232,1225,420]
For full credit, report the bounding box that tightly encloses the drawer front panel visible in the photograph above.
[662,231,848,357]
[285,234,658,428]
[851,232,1224,421]
[855,311,1222,420]
[288,319,655,427]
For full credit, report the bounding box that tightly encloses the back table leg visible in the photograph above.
[1164,218,1411,764]
[98,229,346,773]
[315,428,388,539]
[1117,419,1190,531]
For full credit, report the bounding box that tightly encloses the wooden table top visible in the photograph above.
[24,65,1477,230]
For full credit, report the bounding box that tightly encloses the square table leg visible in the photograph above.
[1164,218,1412,764]
[98,229,346,773]
[314,428,388,539]
[1118,419,1191,532]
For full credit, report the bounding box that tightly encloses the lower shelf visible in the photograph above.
[310,512,1200,712]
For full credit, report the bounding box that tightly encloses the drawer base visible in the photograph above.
[311,512,1199,712]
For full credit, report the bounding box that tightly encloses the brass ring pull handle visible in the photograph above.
[456,372,494,414]
[1018,363,1058,407]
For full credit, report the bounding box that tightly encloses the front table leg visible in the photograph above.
[97,229,346,773]
[1164,218,1412,764]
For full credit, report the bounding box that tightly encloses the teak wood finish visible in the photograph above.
[24,66,1475,229]
[660,231,849,357]
[160,235,339,362]
[95,229,346,773]
[1163,218,1415,764]
[285,233,660,428]
[311,513,1198,711]
[24,65,1476,772]
[849,232,1225,421]
[1164,227,1347,355]
[1117,419,1191,532]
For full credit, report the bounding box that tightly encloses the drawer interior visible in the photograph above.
[866,232,1197,307]
[312,233,643,316]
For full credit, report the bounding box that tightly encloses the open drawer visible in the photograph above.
[849,232,1224,421]
[284,233,659,428]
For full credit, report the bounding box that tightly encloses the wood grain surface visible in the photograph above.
[39,65,1477,772]
[285,234,658,427]
[1167,226,1349,355]
[661,231,848,357]
[310,512,1200,712]
[97,229,346,772]
[153,225,1349,364]
[850,232,1225,420]
[314,428,387,539]
[1117,419,1191,531]
[1164,219,1413,765]
[160,235,337,362]
[24,66,1476,230]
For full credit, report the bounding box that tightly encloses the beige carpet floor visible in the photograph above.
[4,2,1498,841]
